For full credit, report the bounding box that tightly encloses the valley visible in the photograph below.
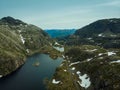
[45,18,120,90]
[0,17,120,90]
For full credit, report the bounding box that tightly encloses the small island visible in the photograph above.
[32,61,40,67]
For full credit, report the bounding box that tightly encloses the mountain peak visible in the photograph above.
[0,16,27,25]
[75,18,120,37]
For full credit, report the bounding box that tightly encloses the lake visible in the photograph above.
[0,54,63,90]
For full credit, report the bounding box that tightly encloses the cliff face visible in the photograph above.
[0,16,51,76]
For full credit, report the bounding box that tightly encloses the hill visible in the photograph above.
[0,16,51,76]
[65,18,120,48]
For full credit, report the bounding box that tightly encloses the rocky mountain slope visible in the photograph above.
[75,18,120,37]
[65,18,120,48]
[46,45,120,90]
[45,18,120,90]
[0,16,51,77]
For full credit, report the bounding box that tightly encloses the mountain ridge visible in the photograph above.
[0,16,51,76]
[75,18,120,37]
[64,18,120,48]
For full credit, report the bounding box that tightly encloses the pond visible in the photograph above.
[0,54,63,90]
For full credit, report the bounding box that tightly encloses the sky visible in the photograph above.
[0,0,120,29]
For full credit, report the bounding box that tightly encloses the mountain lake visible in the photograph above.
[0,54,63,90]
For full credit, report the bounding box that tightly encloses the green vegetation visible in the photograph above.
[46,45,120,90]
[45,60,81,90]
[62,18,120,48]
[0,16,52,76]
[0,17,120,90]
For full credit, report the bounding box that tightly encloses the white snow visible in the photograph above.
[20,24,23,26]
[0,75,3,78]
[76,71,91,89]
[110,34,117,37]
[69,61,80,66]
[60,63,64,67]
[64,70,67,72]
[55,42,60,45]
[91,49,97,52]
[76,71,81,74]
[98,53,103,56]
[98,33,103,37]
[86,58,93,62]
[26,49,29,53]
[18,30,21,33]
[71,67,75,70]
[53,46,64,52]
[62,55,65,58]
[107,52,116,56]
[53,42,64,52]
[98,33,105,37]
[68,60,70,63]
[20,34,25,44]
[110,60,120,63]
[25,25,28,27]
[98,57,104,59]
[86,49,97,52]
[52,79,61,84]
[77,81,81,86]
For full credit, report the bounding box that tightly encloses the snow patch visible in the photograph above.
[52,79,61,84]
[18,30,21,33]
[111,60,120,63]
[62,55,65,58]
[110,34,117,37]
[76,71,81,74]
[107,52,116,56]
[0,75,3,78]
[49,42,52,46]
[55,42,60,45]
[98,53,103,56]
[86,58,93,62]
[77,81,81,86]
[76,71,91,89]
[53,46,64,52]
[98,57,104,59]
[25,25,28,27]
[60,63,63,67]
[91,49,97,52]
[69,61,80,66]
[71,67,75,70]
[98,33,103,37]
[98,33,105,37]
[20,34,25,44]
[26,49,29,53]
[86,49,97,52]
[64,70,67,72]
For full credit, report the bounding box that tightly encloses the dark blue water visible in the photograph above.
[0,54,63,90]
